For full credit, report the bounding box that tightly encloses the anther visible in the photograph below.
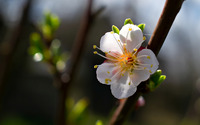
[143,36,146,41]
[111,31,114,34]
[93,45,97,49]
[150,64,153,68]
[129,28,132,31]
[134,48,137,52]
[94,65,98,68]
[147,56,151,59]
[149,70,152,73]
[105,78,111,84]
[93,51,97,54]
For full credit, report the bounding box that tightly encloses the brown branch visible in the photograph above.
[56,0,93,125]
[109,0,184,125]
[0,0,32,99]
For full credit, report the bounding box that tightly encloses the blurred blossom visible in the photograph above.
[33,53,43,62]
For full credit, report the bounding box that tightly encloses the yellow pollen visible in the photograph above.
[144,67,147,70]
[134,48,137,52]
[93,45,97,49]
[129,72,133,75]
[147,56,151,59]
[118,40,120,42]
[93,51,97,54]
[149,70,152,73]
[121,73,124,76]
[107,71,110,74]
[94,65,98,68]
[128,82,131,85]
[105,78,111,84]
[143,36,146,40]
[151,64,153,68]
[111,31,114,34]
[129,28,132,31]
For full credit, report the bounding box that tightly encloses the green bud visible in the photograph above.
[42,25,52,39]
[124,18,134,25]
[148,70,166,91]
[112,25,120,34]
[158,75,166,84]
[96,120,103,125]
[50,15,60,31]
[29,32,45,55]
[138,23,145,32]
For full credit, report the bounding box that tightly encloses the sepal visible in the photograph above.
[112,25,119,34]
[124,18,134,25]
[138,23,145,32]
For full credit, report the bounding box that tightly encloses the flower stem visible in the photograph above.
[109,0,184,124]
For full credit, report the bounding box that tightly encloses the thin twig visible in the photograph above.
[56,0,93,125]
[0,0,32,99]
[109,0,184,125]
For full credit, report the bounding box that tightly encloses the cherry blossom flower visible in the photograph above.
[94,24,159,99]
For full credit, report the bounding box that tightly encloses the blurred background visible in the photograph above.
[0,0,200,125]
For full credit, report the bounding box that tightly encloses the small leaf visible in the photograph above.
[96,120,103,125]
[112,25,119,34]
[138,23,145,32]
[124,18,134,25]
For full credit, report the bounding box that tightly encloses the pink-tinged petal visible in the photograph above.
[137,49,159,74]
[130,70,150,86]
[96,62,120,85]
[119,24,143,52]
[100,32,123,54]
[110,72,137,99]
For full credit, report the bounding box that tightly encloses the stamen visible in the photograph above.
[94,51,118,61]
[124,29,131,51]
[132,39,145,53]
[136,55,149,59]
[111,33,124,53]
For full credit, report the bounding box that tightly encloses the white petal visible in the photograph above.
[111,72,137,99]
[137,49,159,74]
[100,32,123,54]
[96,62,120,85]
[119,24,143,52]
[131,70,150,86]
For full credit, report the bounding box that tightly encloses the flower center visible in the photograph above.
[118,52,137,70]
